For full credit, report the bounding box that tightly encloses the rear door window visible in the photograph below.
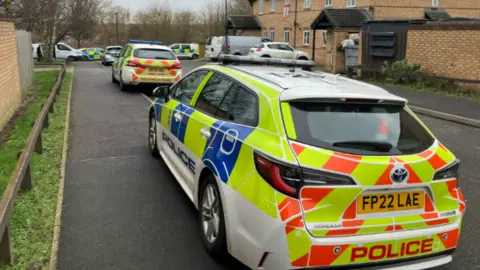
[133,49,176,60]
[285,102,434,155]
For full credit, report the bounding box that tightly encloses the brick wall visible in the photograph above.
[406,23,480,81]
[0,19,21,130]
[369,0,480,19]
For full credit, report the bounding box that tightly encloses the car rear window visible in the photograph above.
[286,102,435,156]
[133,49,176,60]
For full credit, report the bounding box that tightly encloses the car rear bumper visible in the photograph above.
[223,185,463,270]
[122,67,182,85]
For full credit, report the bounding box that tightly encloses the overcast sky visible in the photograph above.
[111,0,214,12]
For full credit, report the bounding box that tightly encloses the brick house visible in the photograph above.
[242,0,480,71]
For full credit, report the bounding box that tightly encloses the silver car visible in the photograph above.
[102,46,123,66]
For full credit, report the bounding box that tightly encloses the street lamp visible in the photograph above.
[224,0,229,54]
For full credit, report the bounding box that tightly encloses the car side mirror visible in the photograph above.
[152,86,170,99]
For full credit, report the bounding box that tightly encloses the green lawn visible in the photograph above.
[0,71,73,269]
[0,71,59,193]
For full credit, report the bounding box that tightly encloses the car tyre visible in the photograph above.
[119,74,127,91]
[198,175,228,258]
[111,70,117,83]
[148,111,160,158]
[298,56,308,61]
[67,56,76,62]
[191,54,199,60]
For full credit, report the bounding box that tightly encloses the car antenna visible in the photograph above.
[290,51,298,73]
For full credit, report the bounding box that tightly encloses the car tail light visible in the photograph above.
[166,61,182,69]
[254,151,356,198]
[126,59,143,68]
[433,159,460,183]
[227,45,231,53]
[256,48,262,52]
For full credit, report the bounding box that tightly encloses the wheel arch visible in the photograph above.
[196,166,233,253]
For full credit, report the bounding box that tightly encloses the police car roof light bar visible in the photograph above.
[129,40,164,45]
[218,54,315,70]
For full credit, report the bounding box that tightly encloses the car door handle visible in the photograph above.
[173,112,182,122]
[200,128,211,139]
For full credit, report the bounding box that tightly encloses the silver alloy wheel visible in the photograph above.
[201,184,220,244]
[149,116,156,150]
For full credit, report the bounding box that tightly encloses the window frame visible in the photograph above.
[262,30,268,38]
[269,30,275,41]
[284,30,290,43]
[192,71,260,127]
[322,31,328,47]
[270,0,276,12]
[259,0,264,14]
[346,0,356,7]
[170,69,210,106]
[432,0,438,7]
[304,0,311,8]
[303,30,310,45]
[325,0,332,7]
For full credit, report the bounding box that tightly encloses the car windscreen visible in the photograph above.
[287,102,435,156]
[133,49,176,60]
[106,47,122,52]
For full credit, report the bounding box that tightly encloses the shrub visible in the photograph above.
[389,60,421,84]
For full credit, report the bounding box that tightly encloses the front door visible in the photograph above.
[55,44,71,59]
[156,70,211,192]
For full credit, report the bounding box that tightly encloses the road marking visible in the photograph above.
[141,93,153,103]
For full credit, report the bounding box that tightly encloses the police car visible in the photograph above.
[148,55,465,270]
[112,40,182,91]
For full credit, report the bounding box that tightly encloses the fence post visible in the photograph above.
[20,164,33,191]
[49,102,54,113]
[0,225,13,264]
[34,133,43,154]
[43,114,49,129]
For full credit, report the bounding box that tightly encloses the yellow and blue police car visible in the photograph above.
[148,55,465,270]
[112,40,182,91]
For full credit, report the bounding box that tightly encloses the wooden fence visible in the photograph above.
[0,64,66,264]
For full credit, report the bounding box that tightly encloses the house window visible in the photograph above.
[259,0,264,14]
[322,31,328,47]
[270,0,276,11]
[262,30,268,38]
[432,0,438,7]
[284,30,290,43]
[346,0,356,7]
[325,0,332,7]
[303,30,310,45]
[304,0,311,8]
[270,30,275,41]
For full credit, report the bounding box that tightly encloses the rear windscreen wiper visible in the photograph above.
[332,140,393,152]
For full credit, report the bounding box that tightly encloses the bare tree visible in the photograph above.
[70,0,102,47]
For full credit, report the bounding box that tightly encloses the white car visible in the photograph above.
[249,42,310,60]
[112,40,182,91]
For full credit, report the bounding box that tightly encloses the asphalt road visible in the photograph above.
[58,60,479,270]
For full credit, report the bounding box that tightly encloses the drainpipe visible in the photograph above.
[293,0,298,49]
[330,30,334,69]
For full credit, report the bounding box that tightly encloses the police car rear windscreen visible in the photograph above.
[134,49,176,60]
[286,102,434,156]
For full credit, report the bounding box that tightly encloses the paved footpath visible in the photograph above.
[58,61,480,270]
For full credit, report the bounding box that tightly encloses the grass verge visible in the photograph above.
[0,71,59,193]
[0,72,73,270]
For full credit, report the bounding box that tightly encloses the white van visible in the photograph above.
[205,36,272,61]
[54,43,83,60]
[205,36,223,61]
[32,43,43,59]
